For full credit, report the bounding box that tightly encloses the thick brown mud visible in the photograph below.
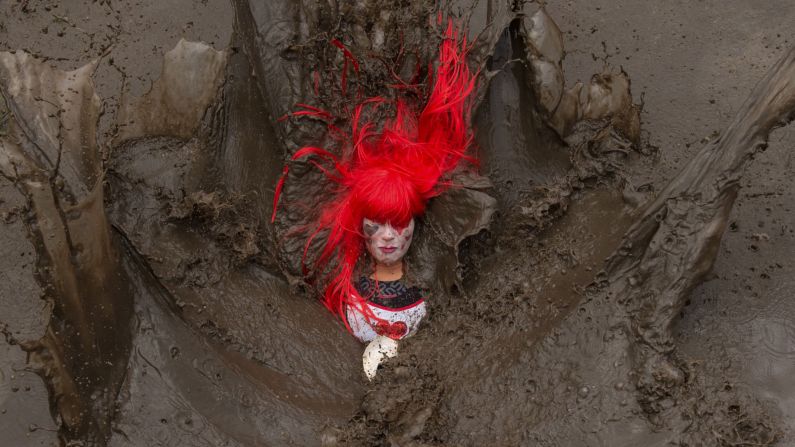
[1,1,794,446]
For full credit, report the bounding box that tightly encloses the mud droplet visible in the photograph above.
[578,386,589,397]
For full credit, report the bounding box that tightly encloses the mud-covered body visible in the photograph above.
[346,277,428,342]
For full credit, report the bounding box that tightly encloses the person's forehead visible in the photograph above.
[362,218,414,226]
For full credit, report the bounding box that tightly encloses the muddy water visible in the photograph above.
[1,1,794,446]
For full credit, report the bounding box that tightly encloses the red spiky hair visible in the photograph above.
[273,19,477,330]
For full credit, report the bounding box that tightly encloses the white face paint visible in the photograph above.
[362,218,415,266]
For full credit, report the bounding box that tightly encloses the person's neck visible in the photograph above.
[371,261,403,281]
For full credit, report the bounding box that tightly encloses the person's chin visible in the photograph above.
[376,257,401,266]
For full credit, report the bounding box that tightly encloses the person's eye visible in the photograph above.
[364,224,379,235]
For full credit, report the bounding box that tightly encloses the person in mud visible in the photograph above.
[273,20,476,378]
[347,217,425,343]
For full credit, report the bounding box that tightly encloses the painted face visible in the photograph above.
[362,218,415,266]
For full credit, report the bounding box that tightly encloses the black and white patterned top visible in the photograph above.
[355,276,425,309]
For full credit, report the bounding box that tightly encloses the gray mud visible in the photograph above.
[1,1,794,446]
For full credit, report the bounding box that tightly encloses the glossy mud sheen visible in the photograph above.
[0,1,794,446]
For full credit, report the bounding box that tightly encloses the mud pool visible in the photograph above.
[1,1,794,446]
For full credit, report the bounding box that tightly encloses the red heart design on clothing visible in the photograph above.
[375,321,407,339]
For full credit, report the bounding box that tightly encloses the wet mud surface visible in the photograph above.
[1,1,794,446]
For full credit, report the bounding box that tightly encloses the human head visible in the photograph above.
[271,19,475,327]
[362,217,415,266]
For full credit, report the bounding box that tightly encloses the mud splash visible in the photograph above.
[1,1,794,446]
[0,51,134,443]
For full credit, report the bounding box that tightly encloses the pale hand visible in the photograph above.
[362,335,399,380]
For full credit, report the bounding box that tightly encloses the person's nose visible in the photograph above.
[383,226,397,242]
